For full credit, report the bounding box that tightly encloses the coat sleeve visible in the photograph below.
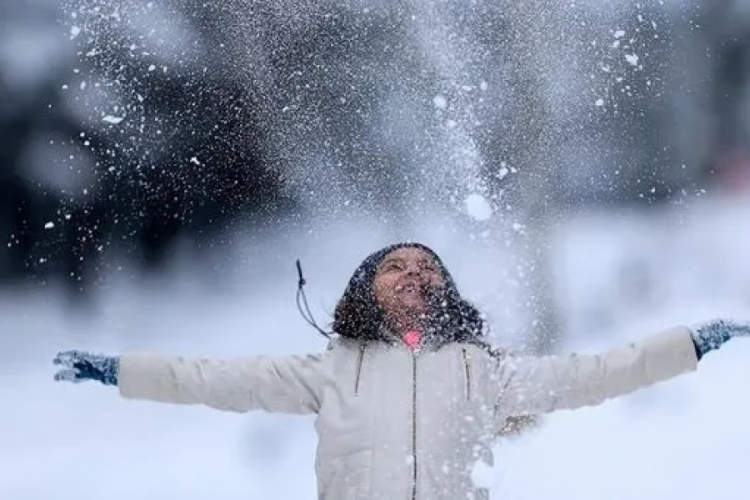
[117,352,326,414]
[494,326,699,415]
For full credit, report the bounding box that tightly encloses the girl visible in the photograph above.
[54,242,748,500]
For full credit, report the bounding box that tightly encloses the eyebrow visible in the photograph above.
[378,256,436,267]
[379,257,404,267]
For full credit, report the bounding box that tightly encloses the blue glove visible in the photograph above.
[690,319,750,360]
[53,350,120,386]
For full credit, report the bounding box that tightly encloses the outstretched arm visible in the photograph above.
[494,321,739,416]
[54,350,326,414]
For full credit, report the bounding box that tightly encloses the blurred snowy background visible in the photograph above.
[3,0,750,498]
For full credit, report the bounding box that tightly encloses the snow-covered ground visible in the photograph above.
[2,196,750,499]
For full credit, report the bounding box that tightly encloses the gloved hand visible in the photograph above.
[690,319,750,360]
[53,350,120,386]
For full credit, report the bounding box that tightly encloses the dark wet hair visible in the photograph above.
[332,242,488,348]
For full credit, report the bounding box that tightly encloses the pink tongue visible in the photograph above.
[402,330,422,350]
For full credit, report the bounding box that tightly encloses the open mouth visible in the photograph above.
[397,282,425,296]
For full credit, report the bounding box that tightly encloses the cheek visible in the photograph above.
[431,273,446,287]
[371,279,390,306]
[373,276,398,302]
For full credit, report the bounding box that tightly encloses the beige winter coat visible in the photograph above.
[118,325,698,500]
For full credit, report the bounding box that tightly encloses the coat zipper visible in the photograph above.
[354,344,366,396]
[461,347,471,401]
[411,350,419,500]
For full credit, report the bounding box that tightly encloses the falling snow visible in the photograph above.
[465,194,493,221]
[433,95,448,109]
[102,115,125,125]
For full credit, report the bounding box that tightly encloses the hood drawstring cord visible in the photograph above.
[296,259,331,339]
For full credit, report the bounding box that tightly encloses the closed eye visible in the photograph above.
[381,260,405,272]
[420,261,438,272]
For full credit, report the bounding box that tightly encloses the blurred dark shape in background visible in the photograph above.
[1,1,300,296]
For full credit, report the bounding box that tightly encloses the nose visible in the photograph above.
[404,261,422,277]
